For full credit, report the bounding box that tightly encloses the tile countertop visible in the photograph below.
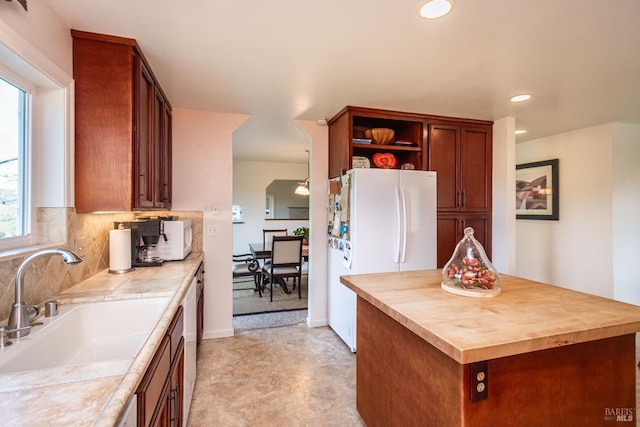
[340,269,640,364]
[0,251,204,427]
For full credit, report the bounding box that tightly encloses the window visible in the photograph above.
[0,75,30,247]
[0,26,73,257]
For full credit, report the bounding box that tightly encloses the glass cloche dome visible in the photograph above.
[441,227,500,297]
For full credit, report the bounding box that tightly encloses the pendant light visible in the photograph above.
[295,179,310,196]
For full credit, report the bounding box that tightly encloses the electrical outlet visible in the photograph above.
[470,361,488,402]
[75,236,87,257]
[206,225,219,237]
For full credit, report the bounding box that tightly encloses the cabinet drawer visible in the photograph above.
[168,305,184,363]
[137,335,171,427]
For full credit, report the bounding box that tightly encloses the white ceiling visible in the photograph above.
[46,0,640,163]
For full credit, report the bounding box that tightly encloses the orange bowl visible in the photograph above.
[364,128,394,145]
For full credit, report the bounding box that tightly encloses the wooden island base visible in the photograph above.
[357,297,635,427]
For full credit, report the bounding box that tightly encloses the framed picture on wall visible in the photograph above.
[516,159,559,220]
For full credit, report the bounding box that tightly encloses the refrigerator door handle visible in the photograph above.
[399,187,408,263]
[395,188,403,263]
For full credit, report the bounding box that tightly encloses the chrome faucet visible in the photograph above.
[8,248,83,339]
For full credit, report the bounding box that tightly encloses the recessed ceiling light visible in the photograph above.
[420,0,453,19]
[510,94,531,103]
[515,129,527,135]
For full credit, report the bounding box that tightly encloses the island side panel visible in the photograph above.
[356,297,464,426]
[462,334,636,426]
[357,296,636,426]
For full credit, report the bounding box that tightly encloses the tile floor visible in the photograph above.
[186,324,365,426]
[187,326,640,427]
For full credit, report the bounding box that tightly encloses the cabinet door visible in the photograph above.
[137,336,171,427]
[161,104,172,208]
[460,126,491,211]
[436,215,459,268]
[462,215,491,260]
[168,340,184,427]
[135,55,155,209]
[328,111,350,179]
[436,214,491,268]
[153,88,164,208]
[151,386,170,427]
[428,123,460,211]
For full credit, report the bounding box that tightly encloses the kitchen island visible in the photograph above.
[0,251,203,427]
[341,270,640,426]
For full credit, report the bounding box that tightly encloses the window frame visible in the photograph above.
[0,20,74,259]
[0,67,34,251]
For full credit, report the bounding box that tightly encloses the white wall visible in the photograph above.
[232,160,308,255]
[173,112,329,336]
[515,124,619,298]
[296,119,329,328]
[0,1,72,76]
[172,108,249,338]
[611,123,640,304]
[491,117,516,274]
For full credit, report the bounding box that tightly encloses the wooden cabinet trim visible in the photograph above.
[328,105,493,126]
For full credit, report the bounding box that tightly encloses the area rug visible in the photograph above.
[233,309,308,330]
[233,274,308,316]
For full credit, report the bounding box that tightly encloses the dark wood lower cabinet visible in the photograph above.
[137,306,184,427]
[437,214,491,268]
[168,340,184,426]
[137,336,171,427]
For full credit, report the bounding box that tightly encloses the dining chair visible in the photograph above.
[262,236,304,302]
[263,229,288,248]
[232,253,264,297]
[262,228,288,266]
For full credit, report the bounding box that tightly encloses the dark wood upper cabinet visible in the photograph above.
[428,123,459,211]
[136,58,155,209]
[72,30,172,213]
[328,106,493,267]
[428,123,492,213]
[428,122,493,266]
[328,106,425,179]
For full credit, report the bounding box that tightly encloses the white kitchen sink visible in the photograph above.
[0,297,169,375]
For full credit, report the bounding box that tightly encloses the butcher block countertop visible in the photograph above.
[340,269,640,364]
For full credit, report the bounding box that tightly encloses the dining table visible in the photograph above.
[248,243,309,260]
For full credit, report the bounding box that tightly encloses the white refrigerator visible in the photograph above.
[328,168,437,351]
